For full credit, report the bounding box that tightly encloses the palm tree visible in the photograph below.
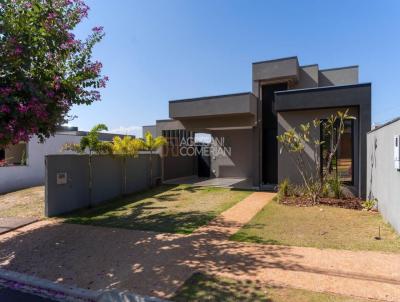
[141,131,167,187]
[112,135,142,195]
[62,124,112,207]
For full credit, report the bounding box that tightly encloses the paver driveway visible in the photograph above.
[0,192,399,301]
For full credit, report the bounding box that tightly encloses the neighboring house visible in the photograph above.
[367,117,400,233]
[147,56,371,198]
[0,127,125,194]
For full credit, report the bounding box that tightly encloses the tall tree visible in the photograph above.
[112,135,142,195]
[0,0,108,147]
[63,123,112,207]
[141,131,167,187]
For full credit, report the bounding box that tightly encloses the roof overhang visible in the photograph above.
[252,56,299,83]
[274,83,371,112]
[169,92,257,119]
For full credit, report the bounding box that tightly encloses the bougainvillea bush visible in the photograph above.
[0,0,108,147]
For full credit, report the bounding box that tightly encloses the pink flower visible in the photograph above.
[15,82,23,91]
[92,26,104,33]
[0,87,13,96]
[13,46,23,55]
[0,104,10,113]
[18,103,29,113]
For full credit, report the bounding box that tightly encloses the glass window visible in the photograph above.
[320,120,353,184]
[1,143,28,167]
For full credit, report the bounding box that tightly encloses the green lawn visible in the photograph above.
[63,184,251,234]
[230,200,400,252]
[172,272,378,302]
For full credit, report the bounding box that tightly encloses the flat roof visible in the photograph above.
[252,56,298,65]
[275,82,371,95]
[170,92,253,104]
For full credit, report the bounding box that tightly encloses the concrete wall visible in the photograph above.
[367,119,400,233]
[45,153,161,217]
[253,57,299,82]
[296,65,319,88]
[210,129,254,178]
[169,93,257,119]
[277,107,360,195]
[0,134,81,194]
[142,125,157,138]
[319,66,359,87]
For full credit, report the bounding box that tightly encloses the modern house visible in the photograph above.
[0,127,123,194]
[147,56,371,198]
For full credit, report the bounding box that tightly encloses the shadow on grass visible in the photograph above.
[172,272,273,302]
[62,184,221,234]
[230,232,282,246]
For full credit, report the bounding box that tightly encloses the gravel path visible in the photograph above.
[0,192,399,301]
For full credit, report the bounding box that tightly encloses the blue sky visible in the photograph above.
[71,0,400,137]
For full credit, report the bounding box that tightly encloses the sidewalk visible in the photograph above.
[0,192,399,301]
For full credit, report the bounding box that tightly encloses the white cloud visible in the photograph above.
[108,126,143,138]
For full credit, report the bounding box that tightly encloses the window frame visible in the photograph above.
[319,119,354,185]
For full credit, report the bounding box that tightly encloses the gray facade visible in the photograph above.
[367,118,400,233]
[148,56,371,197]
[45,153,160,216]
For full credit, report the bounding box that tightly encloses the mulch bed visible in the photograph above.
[279,196,363,210]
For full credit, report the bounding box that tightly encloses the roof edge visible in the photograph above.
[169,92,253,104]
[275,83,371,95]
[368,116,400,134]
[320,65,359,72]
[252,56,298,65]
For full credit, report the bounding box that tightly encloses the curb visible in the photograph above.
[0,269,168,302]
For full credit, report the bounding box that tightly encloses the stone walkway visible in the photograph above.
[0,192,399,301]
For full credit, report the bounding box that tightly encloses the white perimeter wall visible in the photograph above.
[0,134,82,193]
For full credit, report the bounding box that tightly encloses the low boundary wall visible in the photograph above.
[45,153,161,217]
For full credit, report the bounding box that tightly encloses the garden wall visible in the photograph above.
[367,118,400,234]
[45,153,161,217]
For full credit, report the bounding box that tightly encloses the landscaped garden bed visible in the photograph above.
[63,184,251,234]
[278,196,363,210]
[172,272,379,302]
[230,199,400,252]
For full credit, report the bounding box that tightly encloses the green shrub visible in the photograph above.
[277,178,290,202]
[328,176,343,199]
[362,198,377,211]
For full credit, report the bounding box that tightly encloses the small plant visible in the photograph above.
[328,176,343,199]
[277,178,290,202]
[362,198,377,211]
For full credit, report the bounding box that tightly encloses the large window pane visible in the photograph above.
[320,120,353,184]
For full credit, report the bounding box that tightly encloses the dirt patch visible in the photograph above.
[279,196,363,210]
[0,186,44,218]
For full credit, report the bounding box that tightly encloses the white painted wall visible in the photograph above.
[0,134,82,193]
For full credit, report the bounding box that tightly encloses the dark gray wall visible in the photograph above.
[367,119,400,233]
[275,84,371,198]
[278,107,360,195]
[45,153,161,217]
[163,155,196,180]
